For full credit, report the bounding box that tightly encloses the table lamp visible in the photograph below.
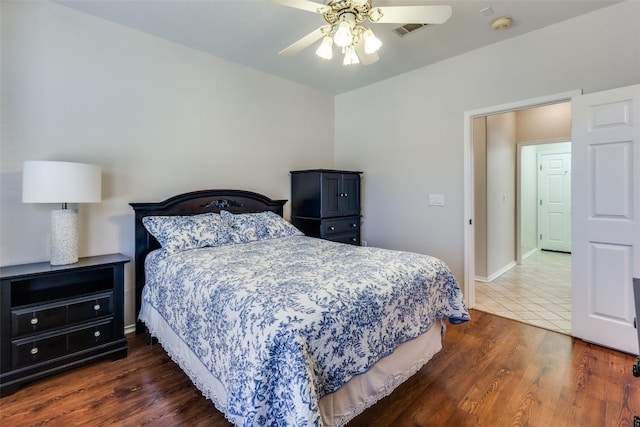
[22,161,102,265]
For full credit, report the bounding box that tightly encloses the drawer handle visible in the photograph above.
[329,226,335,231]
[30,317,39,325]
[351,238,357,242]
[94,304,101,311]
[30,347,39,355]
[344,193,348,197]
[94,331,101,338]
[351,223,357,228]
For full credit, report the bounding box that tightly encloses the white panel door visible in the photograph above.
[572,84,640,354]
[538,152,572,252]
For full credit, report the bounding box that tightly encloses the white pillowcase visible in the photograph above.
[220,210,302,242]
[142,212,241,253]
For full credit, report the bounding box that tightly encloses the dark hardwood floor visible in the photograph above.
[1,310,638,426]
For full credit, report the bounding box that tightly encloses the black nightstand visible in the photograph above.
[0,253,129,396]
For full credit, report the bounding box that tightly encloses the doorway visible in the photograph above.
[463,90,580,334]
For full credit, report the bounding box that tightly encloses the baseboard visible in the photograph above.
[522,248,538,260]
[124,324,137,335]
[476,261,517,283]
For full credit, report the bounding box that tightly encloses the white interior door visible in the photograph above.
[572,84,640,354]
[538,151,572,252]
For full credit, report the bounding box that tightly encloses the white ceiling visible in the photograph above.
[55,0,621,94]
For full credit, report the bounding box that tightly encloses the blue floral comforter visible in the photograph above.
[141,235,469,426]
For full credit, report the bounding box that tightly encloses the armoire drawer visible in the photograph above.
[326,233,360,245]
[11,292,114,338]
[321,217,359,236]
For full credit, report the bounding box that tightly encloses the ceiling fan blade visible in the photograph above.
[375,5,453,24]
[279,26,327,56]
[268,0,329,14]
[354,40,380,66]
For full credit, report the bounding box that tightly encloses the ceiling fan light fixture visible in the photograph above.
[368,7,383,22]
[315,35,334,60]
[363,28,381,54]
[272,0,453,66]
[343,45,360,65]
[334,19,353,47]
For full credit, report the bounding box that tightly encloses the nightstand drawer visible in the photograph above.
[68,293,113,324]
[11,319,114,369]
[11,334,67,369]
[68,321,114,353]
[11,292,114,337]
[11,306,66,337]
[322,217,359,236]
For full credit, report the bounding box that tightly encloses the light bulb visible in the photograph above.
[315,36,333,60]
[343,45,360,65]
[363,29,381,54]
[334,20,353,48]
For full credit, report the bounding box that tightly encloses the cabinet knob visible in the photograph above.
[94,304,101,311]
[94,331,101,338]
[30,317,39,325]
[329,226,335,231]
[351,238,357,242]
[30,347,39,355]
[351,223,357,228]
[344,193,348,197]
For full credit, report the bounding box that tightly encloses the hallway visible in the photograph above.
[474,250,571,335]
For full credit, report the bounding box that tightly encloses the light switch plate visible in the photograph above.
[428,194,445,206]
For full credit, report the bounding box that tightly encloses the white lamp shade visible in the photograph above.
[363,29,382,54]
[333,20,353,48]
[315,36,334,60]
[343,45,360,65]
[23,161,102,203]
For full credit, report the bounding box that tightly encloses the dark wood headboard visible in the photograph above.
[129,189,287,334]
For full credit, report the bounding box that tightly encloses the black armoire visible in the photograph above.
[290,169,362,245]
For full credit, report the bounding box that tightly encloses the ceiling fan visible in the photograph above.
[270,0,452,66]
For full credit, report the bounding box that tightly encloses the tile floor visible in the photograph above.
[474,250,572,335]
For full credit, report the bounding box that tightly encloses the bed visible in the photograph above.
[130,189,469,426]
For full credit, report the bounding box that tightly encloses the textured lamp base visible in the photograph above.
[50,209,78,265]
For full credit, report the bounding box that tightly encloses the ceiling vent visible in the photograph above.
[393,23,429,37]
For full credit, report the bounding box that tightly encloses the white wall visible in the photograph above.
[473,117,487,278]
[516,103,572,144]
[486,112,516,277]
[334,1,640,283]
[520,145,538,257]
[0,1,335,327]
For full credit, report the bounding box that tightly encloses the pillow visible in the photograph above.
[142,212,240,253]
[220,210,302,242]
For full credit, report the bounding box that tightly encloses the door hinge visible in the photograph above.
[469,219,472,225]
[540,234,542,240]
[540,199,542,206]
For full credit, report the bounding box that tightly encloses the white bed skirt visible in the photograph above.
[140,304,445,427]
